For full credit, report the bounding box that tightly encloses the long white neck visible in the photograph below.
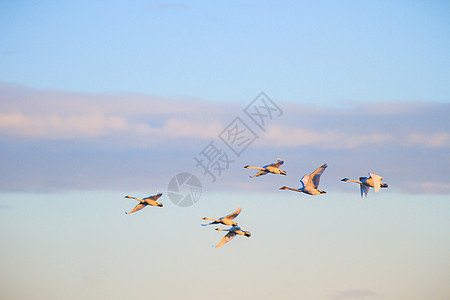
[203,217,220,222]
[125,196,143,202]
[216,228,231,232]
[281,186,302,192]
[245,166,265,170]
[344,179,362,184]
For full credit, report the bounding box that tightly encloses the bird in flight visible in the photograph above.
[279,163,328,195]
[124,192,163,214]
[244,159,286,178]
[215,226,251,248]
[202,207,242,226]
[341,173,388,198]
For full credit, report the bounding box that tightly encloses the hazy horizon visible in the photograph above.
[1,1,449,299]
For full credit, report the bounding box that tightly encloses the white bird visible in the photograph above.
[202,207,242,226]
[124,192,163,214]
[279,163,328,195]
[341,173,388,198]
[244,159,286,178]
[215,226,251,248]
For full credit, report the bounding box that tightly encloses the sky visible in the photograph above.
[0,1,449,300]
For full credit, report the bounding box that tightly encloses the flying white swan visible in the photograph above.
[124,192,163,214]
[244,159,286,178]
[215,226,251,248]
[341,173,388,198]
[279,163,328,195]
[202,207,242,226]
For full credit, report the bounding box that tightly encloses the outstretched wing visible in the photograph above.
[143,193,163,201]
[127,203,147,214]
[308,164,328,189]
[201,221,219,226]
[369,173,382,192]
[252,170,269,178]
[215,231,237,248]
[300,174,309,189]
[271,159,284,168]
[225,207,242,220]
[360,184,370,198]
[125,195,145,203]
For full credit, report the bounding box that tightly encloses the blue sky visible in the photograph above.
[1,1,449,103]
[0,1,449,300]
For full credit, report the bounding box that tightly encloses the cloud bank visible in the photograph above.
[0,83,448,194]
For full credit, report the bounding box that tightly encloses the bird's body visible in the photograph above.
[280,163,327,195]
[124,192,163,214]
[215,226,251,248]
[341,173,388,198]
[202,207,241,226]
[244,159,286,178]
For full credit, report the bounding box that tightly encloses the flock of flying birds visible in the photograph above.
[124,159,388,248]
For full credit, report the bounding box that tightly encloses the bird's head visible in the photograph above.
[279,186,288,190]
[215,228,223,231]
[158,203,163,207]
[245,232,251,237]
[243,165,249,169]
[341,178,349,182]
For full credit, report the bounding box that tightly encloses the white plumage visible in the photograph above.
[341,173,388,198]
[124,192,163,214]
[215,226,251,248]
[279,163,328,195]
[244,159,286,178]
[202,207,242,226]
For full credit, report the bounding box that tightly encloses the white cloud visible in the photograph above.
[0,113,131,139]
[0,83,232,141]
[0,113,222,140]
[1,84,448,150]
[406,133,450,148]
[260,125,393,149]
[0,112,224,141]
[0,84,449,194]
[406,181,450,194]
